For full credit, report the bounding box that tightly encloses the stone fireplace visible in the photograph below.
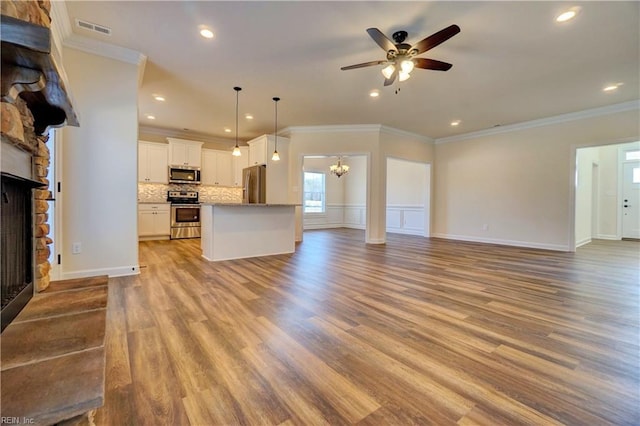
[1,1,78,328]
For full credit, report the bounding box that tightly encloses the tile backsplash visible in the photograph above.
[138,183,242,203]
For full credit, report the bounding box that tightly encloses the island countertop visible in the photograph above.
[200,203,300,207]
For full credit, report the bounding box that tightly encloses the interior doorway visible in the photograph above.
[575,141,640,246]
[301,155,367,237]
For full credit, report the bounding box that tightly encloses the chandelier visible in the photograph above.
[330,157,349,178]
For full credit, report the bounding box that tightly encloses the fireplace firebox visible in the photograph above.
[1,172,44,332]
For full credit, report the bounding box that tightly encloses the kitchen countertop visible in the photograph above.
[201,203,300,207]
[138,201,170,204]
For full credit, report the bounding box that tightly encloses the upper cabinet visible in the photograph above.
[247,134,289,166]
[139,141,168,183]
[202,149,234,186]
[248,137,267,166]
[167,138,203,167]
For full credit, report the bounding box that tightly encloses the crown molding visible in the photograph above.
[63,33,146,66]
[50,0,73,44]
[139,125,236,145]
[285,124,383,135]
[436,100,640,144]
[379,125,433,143]
[50,1,147,85]
[283,124,432,143]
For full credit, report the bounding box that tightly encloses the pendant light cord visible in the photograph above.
[234,87,241,148]
[273,97,280,151]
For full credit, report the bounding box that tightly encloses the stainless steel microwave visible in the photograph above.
[168,165,201,184]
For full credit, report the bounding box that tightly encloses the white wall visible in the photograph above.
[386,158,429,236]
[575,147,599,246]
[597,143,624,238]
[60,47,140,278]
[434,108,640,251]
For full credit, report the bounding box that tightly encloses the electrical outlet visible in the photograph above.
[72,242,82,254]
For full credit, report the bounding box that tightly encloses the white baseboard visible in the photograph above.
[387,228,425,237]
[431,233,570,252]
[342,224,366,230]
[303,223,344,230]
[62,264,140,279]
[366,238,386,244]
[575,238,592,248]
[596,234,619,240]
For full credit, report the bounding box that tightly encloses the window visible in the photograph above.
[303,172,326,213]
[625,150,640,161]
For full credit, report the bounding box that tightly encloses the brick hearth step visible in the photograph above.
[0,275,108,426]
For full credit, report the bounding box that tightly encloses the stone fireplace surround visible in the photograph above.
[1,2,106,425]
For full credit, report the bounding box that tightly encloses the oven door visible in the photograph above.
[171,205,200,227]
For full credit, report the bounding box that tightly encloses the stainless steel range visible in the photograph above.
[167,190,200,239]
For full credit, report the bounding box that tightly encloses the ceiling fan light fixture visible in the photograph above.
[381,64,395,79]
[400,59,414,73]
[399,71,411,82]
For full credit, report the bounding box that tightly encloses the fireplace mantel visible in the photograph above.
[1,14,78,135]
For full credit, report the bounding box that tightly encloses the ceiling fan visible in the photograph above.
[341,25,460,87]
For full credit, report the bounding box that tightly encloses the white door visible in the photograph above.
[622,161,640,238]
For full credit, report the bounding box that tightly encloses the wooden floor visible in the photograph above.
[95,229,640,425]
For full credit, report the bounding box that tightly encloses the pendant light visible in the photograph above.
[232,86,242,157]
[271,96,280,161]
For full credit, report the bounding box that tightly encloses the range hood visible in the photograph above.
[1,14,78,135]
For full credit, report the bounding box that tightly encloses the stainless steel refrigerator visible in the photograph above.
[242,164,266,203]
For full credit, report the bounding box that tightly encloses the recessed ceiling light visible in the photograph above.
[245,114,254,120]
[369,90,380,98]
[153,95,165,102]
[450,120,461,126]
[199,27,214,39]
[145,114,156,120]
[556,7,580,23]
[224,128,231,133]
[603,82,623,92]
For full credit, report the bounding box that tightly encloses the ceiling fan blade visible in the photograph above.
[413,58,453,71]
[383,68,398,86]
[341,60,387,71]
[366,28,397,53]
[412,24,460,55]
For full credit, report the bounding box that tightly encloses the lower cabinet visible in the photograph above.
[138,204,170,239]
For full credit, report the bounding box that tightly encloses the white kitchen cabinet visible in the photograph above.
[167,138,203,167]
[138,141,168,183]
[247,134,290,203]
[138,203,171,239]
[202,149,233,186]
[248,137,267,166]
[233,146,249,186]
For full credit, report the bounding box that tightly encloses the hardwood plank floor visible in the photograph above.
[95,229,640,425]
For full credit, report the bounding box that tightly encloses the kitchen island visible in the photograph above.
[200,203,297,261]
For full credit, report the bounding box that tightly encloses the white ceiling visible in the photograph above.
[63,1,639,143]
